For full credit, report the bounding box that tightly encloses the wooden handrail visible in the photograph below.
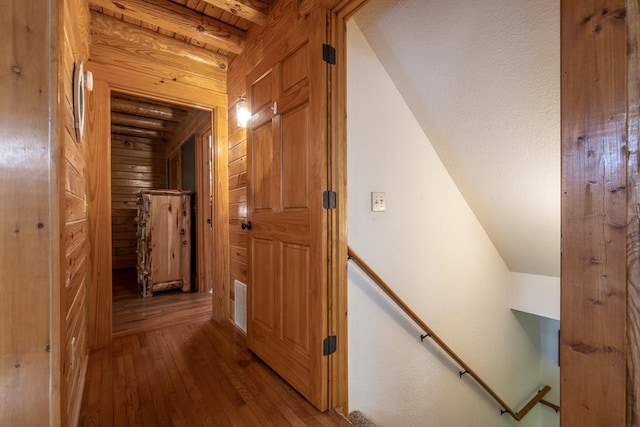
[540,399,560,412]
[347,246,559,421]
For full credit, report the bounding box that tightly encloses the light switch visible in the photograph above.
[371,192,386,212]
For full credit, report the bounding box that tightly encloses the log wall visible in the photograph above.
[111,134,167,270]
[60,0,91,424]
[87,10,229,346]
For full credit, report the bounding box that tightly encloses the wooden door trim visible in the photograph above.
[327,0,370,414]
[85,66,229,349]
[195,124,214,293]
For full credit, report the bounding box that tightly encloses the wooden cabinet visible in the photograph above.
[136,190,191,297]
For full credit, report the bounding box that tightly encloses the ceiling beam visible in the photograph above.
[111,124,162,139]
[90,0,246,54]
[111,96,184,122]
[201,0,269,26]
[111,112,169,131]
[90,11,228,70]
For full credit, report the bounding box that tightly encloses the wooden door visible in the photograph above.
[246,8,330,411]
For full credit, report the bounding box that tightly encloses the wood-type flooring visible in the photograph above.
[78,270,351,426]
[112,268,212,338]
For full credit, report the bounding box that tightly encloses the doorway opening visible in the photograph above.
[109,91,214,337]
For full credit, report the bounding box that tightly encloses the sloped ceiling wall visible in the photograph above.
[354,0,560,277]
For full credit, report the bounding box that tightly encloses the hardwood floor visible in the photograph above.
[79,270,351,426]
[112,269,212,338]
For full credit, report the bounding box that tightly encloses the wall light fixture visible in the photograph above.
[236,96,251,128]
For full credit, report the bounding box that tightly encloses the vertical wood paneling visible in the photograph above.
[0,2,57,425]
[561,0,629,425]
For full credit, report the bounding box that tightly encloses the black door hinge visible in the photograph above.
[323,335,337,356]
[323,190,337,209]
[322,44,336,65]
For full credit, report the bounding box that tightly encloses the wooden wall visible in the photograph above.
[111,132,167,270]
[60,0,91,424]
[87,11,229,347]
[227,99,249,322]
[0,2,58,425]
[1,0,90,425]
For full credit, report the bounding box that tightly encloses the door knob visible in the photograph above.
[241,221,252,230]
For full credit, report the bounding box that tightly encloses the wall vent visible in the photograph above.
[234,280,247,334]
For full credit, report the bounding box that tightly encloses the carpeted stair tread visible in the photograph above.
[348,410,381,427]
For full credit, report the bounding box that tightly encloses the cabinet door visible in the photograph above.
[149,194,190,290]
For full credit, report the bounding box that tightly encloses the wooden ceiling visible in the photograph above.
[89,0,272,58]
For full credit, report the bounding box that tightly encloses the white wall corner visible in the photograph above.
[509,272,560,320]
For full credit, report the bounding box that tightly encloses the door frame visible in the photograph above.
[195,124,215,293]
[86,64,229,349]
[325,0,370,414]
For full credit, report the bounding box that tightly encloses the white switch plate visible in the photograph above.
[371,192,386,212]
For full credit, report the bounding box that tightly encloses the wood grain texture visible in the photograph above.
[90,0,247,54]
[78,318,352,426]
[0,2,57,425]
[111,269,212,338]
[201,0,270,25]
[111,129,166,270]
[213,105,231,321]
[86,79,114,350]
[111,96,184,122]
[628,0,640,424]
[244,3,330,411]
[195,125,215,293]
[137,191,191,296]
[89,11,228,71]
[326,0,371,413]
[561,0,628,425]
[59,1,92,423]
[86,27,229,346]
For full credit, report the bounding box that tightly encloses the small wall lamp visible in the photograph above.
[236,96,251,128]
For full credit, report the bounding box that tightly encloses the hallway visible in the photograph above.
[78,316,350,426]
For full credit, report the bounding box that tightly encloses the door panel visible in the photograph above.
[251,238,277,330]
[246,7,329,410]
[282,243,310,351]
[251,122,275,211]
[282,104,310,209]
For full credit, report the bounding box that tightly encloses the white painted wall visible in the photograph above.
[510,273,560,321]
[353,0,560,278]
[347,20,551,427]
[539,317,560,427]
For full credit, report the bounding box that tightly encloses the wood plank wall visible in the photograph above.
[87,11,228,347]
[111,132,167,270]
[227,99,248,322]
[0,2,58,425]
[60,0,91,425]
[226,0,320,324]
